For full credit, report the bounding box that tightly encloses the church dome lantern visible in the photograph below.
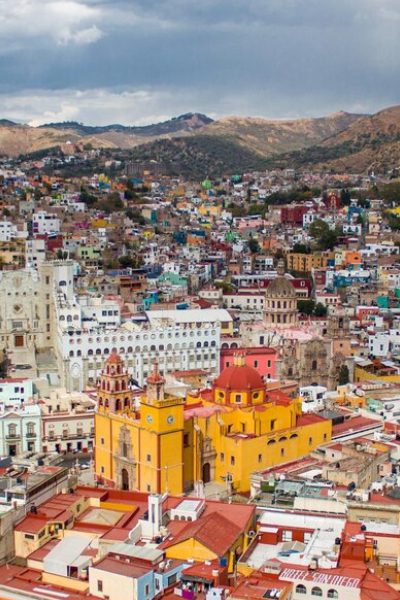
[213,352,266,406]
[264,259,298,328]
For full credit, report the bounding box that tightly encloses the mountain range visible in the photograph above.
[1,105,400,176]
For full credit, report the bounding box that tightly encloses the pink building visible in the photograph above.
[220,347,277,380]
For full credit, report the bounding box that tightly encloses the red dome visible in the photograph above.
[214,363,264,391]
[106,350,123,364]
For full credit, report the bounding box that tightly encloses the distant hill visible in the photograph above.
[2,105,400,175]
[265,105,400,173]
[125,111,365,178]
[201,111,363,156]
[39,113,213,136]
[128,135,270,179]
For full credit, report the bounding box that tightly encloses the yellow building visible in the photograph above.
[95,353,331,495]
[95,352,185,496]
[286,252,329,273]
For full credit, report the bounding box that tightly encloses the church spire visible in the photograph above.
[146,360,165,403]
[276,258,285,277]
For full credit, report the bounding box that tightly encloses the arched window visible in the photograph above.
[196,341,202,348]
[88,349,94,356]
[296,585,306,595]
[267,439,276,445]
[69,350,74,357]
[311,588,323,597]
[327,591,338,599]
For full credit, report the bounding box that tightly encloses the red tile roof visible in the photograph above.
[161,511,242,556]
[92,556,150,578]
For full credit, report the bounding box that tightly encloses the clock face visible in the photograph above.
[167,415,175,424]
[146,415,153,424]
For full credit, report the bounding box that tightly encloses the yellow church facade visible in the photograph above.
[95,352,331,495]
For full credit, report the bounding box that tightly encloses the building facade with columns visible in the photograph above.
[239,260,350,390]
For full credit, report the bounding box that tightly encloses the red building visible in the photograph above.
[220,347,277,380]
[280,205,307,225]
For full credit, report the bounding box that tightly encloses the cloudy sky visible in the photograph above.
[0,0,399,125]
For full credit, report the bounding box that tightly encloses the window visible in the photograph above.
[282,530,293,542]
[167,574,177,587]
[145,584,150,596]
[253,360,258,368]
[258,454,262,463]
[270,419,276,431]
[100,466,105,474]
[327,591,338,599]
[230,456,235,466]
[100,437,105,445]
[309,437,313,445]
[235,394,242,404]
[311,588,323,597]
[146,454,151,462]
[296,585,306,595]
[8,424,17,437]
[184,433,189,447]
[97,580,103,592]
[25,533,35,540]
[220,452,225,462]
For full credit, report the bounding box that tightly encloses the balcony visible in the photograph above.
[26,432,37,438]
[6,433,20,439]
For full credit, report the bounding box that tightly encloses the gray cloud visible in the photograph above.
[0,0,398,124]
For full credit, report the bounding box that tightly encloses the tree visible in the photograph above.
[297,299,315,315]
[340,189,351,206]
[309,218,330,240]
[309,219,338,250]
[248,238,260,254]
[0,350,9,378]
[314,302,328,317]
[292,243,310,254]
[80,187,97,207]
[338,364,350,385]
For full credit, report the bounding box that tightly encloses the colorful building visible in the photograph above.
[95,352,332,495]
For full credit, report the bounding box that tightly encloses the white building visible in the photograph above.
[368,330,400,357]
[25,237,46,268]
[223,292,264,313]
[32,211,60,236]
[0,377,41,456]
[0,221,28,242]
[0,404,41,456]
[55,277,227,390]
[299,385,327,413]
[41,388,95,453]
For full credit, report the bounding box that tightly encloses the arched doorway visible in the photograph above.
[202,462,211,484]
[121,468,129,490]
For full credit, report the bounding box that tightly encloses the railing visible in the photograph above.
[6,434,20,439]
